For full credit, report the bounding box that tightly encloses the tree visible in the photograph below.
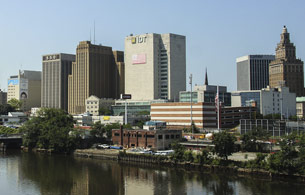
[170,141,186,162]
[212,131,236,160]
[90,121,105,138]
[98,107,112,115]
[20,108,81,153]
[268,134,299,174]
[7,98,22,110]
[0,126,20,134]
[264,113,281,120]
[0,104,15,115]
[241,127,270,152]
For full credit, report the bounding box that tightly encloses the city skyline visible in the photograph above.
[0,1,305,92]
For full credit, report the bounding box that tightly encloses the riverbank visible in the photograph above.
[73,149,305,182]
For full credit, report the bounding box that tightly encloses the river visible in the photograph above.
[0,150,304,195]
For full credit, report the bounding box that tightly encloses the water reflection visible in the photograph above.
[1,151,305,195]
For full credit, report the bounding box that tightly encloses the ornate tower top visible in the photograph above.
[275,25,296,61]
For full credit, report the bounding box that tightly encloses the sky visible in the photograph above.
[0,0,305,92]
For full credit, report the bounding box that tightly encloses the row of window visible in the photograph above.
[114,133,180,140]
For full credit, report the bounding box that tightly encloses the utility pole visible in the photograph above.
[217,85,220,130]
[189,74,193,137]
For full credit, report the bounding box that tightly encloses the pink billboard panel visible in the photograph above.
[132,54,146,64]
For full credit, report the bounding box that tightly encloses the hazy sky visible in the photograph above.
[0,0,304,92]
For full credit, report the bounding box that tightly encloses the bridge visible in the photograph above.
[0,134,23,151]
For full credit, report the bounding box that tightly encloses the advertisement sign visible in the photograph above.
[121,94,132,99]
[103,116,110,121]
[132,54,146,64]
[8,79,19,86]
[19,78,28,99]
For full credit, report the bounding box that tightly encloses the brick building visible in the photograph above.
[112,128,182,150]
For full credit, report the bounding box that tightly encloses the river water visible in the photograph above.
[0,150,304,195]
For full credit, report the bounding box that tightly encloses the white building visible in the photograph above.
[231,86,296,117]
[85,95,115,116]
[73,113,123,126]
[125,33,186,101]
[0,112,28,126]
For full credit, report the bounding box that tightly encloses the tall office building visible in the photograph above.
[269,26,305,97]
[0,89,7,105]
[7,70,41,111]
[42,53,75,111]
[236,55,275,91]
[68,41,124,114]
[125,33,186,101]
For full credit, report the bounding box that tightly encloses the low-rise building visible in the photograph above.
[296,97,305,119]
[180,85,231,106]
[112,99,167,116]
[0,112,28,126]
[151,102,217,129]
[221,106,257,128]
[112,128,182,150]
[85,96,115,116]
[73,113,123,126]
[231,86,296,117]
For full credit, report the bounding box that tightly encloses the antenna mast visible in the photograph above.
[94,20,96,44]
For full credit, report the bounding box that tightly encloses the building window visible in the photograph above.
[137,134,142,138]
[158,135,162,139]
[176,135,180,139]
[114,133,120,136]
[171,135,174,139]
[165,135,169,139]
[146,135,155,138]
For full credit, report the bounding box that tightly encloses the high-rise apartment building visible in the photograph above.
[68,41,124,114]
[42,53,75,111]
[269,26,305,97]
[237,55,275,91]
[7,70,41,111]
[125,33,186,101]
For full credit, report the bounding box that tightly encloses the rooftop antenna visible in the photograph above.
[90,29,92,42]
[94,20,96,44]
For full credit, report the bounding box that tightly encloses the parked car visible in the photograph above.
[98,144,110,149]
[110,146,123,150]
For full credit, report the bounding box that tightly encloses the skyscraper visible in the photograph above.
[236,55,275,91]
[68,41,124,114]
[42,53,75,111]
[124,33,186,101]
[269,26,305,97]
[7,70,41,111]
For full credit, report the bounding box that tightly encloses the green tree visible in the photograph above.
[264,113,281,119]
[241,127,270,152]
[0,126,20,134]
[98,107,112,115]
[268,134,299,174]
[0,104,15,115]
[7,98,22,110]
[212,131,236,160]
[20,108,81,153]
[90,121,105,138]
[170,141,186,162]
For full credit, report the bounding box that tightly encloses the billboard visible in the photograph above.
[8,79,19,86]
[132,54,146,64]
